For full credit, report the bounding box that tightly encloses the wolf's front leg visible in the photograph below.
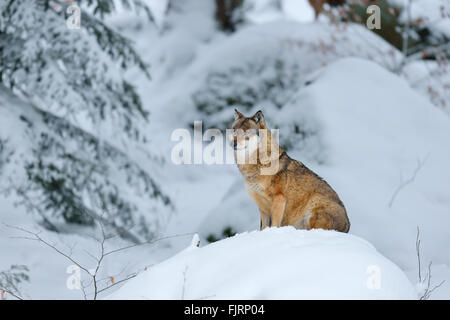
[259,210,271,230]
[270,194,286,227]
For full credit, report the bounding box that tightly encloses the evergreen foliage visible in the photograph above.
[0,0,170,242]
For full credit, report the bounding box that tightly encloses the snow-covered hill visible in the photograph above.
[107,227,417,299]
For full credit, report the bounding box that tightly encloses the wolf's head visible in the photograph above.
[230,109,266,151]
[231,109,281,174]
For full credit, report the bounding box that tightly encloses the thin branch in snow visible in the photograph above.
[416,226,422,283]
[0,263,30,300]
[4,224,92,276]
[415,226,446,300]
[0,288,24,301]
[3,221,194,300]
[95,272,139,296]
[181,265,188,300]
[388,155,429,208]
[420,261,445,300]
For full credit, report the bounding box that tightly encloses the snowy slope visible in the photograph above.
[107,227,417,300]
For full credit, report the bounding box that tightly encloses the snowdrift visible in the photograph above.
[107,227,417,299]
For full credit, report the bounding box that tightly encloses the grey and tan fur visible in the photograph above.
[231,109,350,232]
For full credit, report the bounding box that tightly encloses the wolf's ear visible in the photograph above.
[234,108,244,120]
[252,110,265,127]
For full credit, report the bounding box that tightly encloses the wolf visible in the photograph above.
[231,109,350,232]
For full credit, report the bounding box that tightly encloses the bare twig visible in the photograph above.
[4,223,91,275]
[80,281,89,300]
[181,265,188,300]
[415,226,446,300]
[388,155,428,208]
[0,288,24,300]
[3,221,194,300]
[96,272,138,295]
[0,263,29,300]
[420,261,445,300]
[416,226,422,283]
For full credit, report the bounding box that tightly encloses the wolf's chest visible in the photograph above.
[245,181,265,193]
[246,181,271,208]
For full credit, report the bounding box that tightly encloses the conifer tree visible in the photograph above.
[0,0,170,243]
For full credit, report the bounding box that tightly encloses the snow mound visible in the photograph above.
[107,227,417,299]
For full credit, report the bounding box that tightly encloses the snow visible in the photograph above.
[145,0,170,28]
[107,227,417,299]
[244,0,317,24]
[282,0,315,23]
[1,0,449,300]
[402,0,450,37]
